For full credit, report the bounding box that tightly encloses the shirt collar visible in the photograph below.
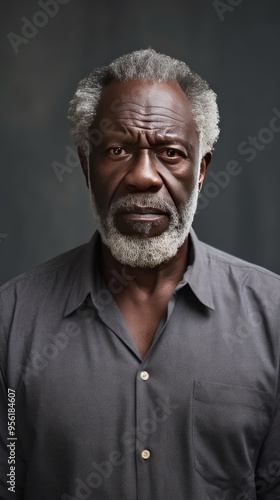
[64,232,99,317]
[181,228,215,310]
[64,227,215,317]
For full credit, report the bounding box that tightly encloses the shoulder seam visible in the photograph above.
[206,251,280,282]
[0,260,71,297]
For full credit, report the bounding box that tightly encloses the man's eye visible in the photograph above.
[159,148,185,158]
[110,147,126,156]
[166,149,178,157]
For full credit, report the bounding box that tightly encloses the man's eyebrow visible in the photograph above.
[150,134,195,152]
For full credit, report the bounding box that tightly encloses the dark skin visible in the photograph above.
[79,79,211,358]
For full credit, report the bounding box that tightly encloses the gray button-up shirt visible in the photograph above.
[0,229,280,499]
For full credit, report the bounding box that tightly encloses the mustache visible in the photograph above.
[110,194,178,216]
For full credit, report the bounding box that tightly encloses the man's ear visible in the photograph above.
[198,152,212,190]
[78,147,90,188]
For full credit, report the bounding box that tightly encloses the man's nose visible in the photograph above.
[124,150,163,192]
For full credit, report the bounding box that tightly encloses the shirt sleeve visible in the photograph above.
[255,394,280,498]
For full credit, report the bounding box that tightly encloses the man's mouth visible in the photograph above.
[114,205,170,236]
[117,205,169,220]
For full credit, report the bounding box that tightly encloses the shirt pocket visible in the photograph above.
[192,380,271,489]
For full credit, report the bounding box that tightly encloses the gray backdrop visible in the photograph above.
[1,0,280,285]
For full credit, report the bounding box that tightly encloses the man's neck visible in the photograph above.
[101,237,189,297]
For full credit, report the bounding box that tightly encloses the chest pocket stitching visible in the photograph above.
[192,380,272,490]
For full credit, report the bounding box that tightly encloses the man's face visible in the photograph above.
[83,79,209,267]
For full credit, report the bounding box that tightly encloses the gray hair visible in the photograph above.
[68,48,220,156]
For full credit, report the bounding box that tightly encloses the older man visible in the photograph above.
[0,49,279,500]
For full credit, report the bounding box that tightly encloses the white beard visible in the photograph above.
[90,187,199,268]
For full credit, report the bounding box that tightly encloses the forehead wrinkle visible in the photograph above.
[144,107,187,122]
[109,121,186,137]
[116,100,187,116]
[113,106,187,124]
[120,114,186,125]
[112,113,187,131]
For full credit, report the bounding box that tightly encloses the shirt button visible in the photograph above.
[141,449,151,460]
[140,371,149,381]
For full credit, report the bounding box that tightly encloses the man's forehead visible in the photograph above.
[95,79,193,117]
[92,79,197,142]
